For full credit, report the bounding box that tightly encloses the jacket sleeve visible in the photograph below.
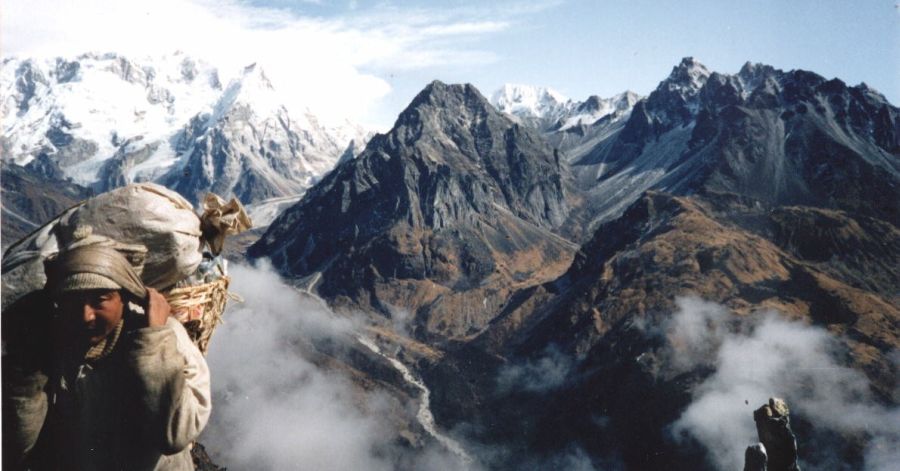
[1,364,49,468]
[2,292,54,469]
[125,317,211,454]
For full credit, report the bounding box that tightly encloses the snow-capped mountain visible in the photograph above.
[490,83,640,131]
[490,84,573,130]
[160,63,368,207]
[489,83,641,159]
[0,53,369,210]
[1,52,223,185]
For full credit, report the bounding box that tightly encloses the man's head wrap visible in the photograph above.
[45,245,148,300]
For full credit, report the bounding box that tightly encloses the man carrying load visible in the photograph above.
[3,241,211,470]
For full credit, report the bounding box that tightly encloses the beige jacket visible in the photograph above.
[3,302,211,471]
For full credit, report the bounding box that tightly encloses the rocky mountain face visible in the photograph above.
[0,53,367,211]
[250,59,897,469]
[250,81,576,340]
[418,61,898,469]
[1,161,92,250]
[425,189,898,468]
[573,57,900,230]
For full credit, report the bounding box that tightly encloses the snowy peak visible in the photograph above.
[210,62,284,123]
[491,83,571,119]
[1,52,370,210]
[235,62,276,93]
[1,54,215,182]
[163,62,372,206]
[490,84,640,134]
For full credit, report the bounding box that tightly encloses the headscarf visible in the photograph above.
[45,245,148,300]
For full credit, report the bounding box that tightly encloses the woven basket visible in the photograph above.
[164,276,234,355]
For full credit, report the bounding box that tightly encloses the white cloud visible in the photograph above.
[664,297,900,470]
[202,261,471,470]
[1,0,519,126]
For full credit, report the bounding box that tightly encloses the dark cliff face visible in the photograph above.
[249,81,575,340]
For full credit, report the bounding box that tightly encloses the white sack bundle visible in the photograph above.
[2,184,202,309]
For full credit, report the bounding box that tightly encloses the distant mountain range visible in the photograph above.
[491,82,641,134]
[0,52,369,226]
[2,53,898,469]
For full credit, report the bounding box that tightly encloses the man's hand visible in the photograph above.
[145,288,171,327]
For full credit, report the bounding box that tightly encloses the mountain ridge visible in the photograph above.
[0,52,369,208]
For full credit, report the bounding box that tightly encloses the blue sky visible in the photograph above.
[307,0,900,128]
[4,0,898,129]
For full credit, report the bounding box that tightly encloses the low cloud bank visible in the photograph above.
[201,262,467,470]
[664,297,899,470]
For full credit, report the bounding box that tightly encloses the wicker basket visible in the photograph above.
[164,276,235,355]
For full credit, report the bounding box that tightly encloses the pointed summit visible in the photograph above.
[665,56,711,92]
[737,61,775,79]
[401,80,493,120]
[210,63,281,122]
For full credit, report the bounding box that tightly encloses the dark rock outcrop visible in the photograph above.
[744,443,768,471]
[752,398,800,471]
[191,442,225,471]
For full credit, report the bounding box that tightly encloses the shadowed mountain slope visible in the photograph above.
[249,81,577,340]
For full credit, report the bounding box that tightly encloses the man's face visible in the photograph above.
[58,290,125,345]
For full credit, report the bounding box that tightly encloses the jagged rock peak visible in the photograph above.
[750,398,801,471]
[577,90,641,113]
[738,61,777,80]
[853,81,891,103]
[666,56,711,90]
